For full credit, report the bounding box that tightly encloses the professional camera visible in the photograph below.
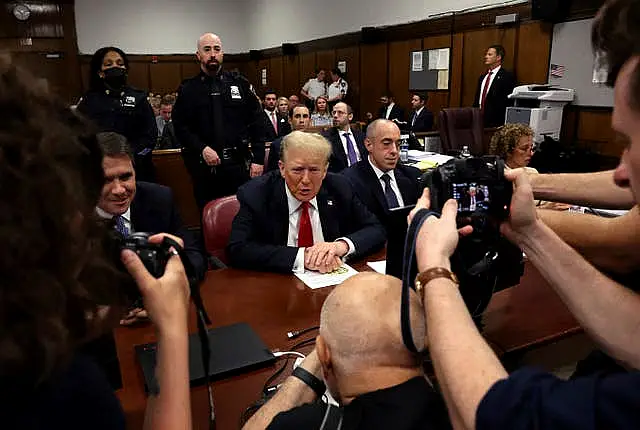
[121,232,173,278]
[419,156,524,322]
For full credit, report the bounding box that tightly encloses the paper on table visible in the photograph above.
[366,260,386,274]
[295,264,359,289]
[436,48,450,70]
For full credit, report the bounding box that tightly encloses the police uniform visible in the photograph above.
[172,69,265,212]
[77,86,158,182]
[327,78,348,110]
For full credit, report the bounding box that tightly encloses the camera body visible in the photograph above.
[419,156,523,325]
[424,156,512,235]
[121,232,172,278]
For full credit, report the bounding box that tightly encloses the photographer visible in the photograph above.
[408,2,640,425]
[0,58,191,430]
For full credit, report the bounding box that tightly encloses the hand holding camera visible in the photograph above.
[120,233,190,336]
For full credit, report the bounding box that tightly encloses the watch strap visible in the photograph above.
[291,366,325,398]
[415,267,459,296]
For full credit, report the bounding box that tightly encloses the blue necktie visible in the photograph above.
[343,132,358,166]
[381,173,399,209]
[115,215,130,237]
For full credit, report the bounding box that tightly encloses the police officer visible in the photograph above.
[172,33,266,213]
[327,68,348,111]
[77,46,157,182]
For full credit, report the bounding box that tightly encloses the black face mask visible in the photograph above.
[102,67,127,89]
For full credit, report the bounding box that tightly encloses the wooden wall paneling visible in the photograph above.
[282,54,300,100]
[254,59,270,95]
[576,110,617,156]
[422,34,452,50]
[449,33,465,108]
[461,27,516,107]
[515,21,553,85]
[180,60,200,81]
[299,52,317,87]
[428,92,450,128]
[0,2,64,38]
[388,39,422,115]
[269,56,284,96]
[127,61,150,92]
[316,49,336,72]
[360,43,388,120]
[60,2,82,102]
[149,62,182,94]
[335,46,360,117]
[12,52,68,98]
[243,60,260,88]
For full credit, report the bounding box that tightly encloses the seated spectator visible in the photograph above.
[343,119,421,225]
[288,94,300,110]
[489,123,536,170]
[150,96,161,117]
[156,98,173,136]
[156,98,181,150]
[377,92,405,122]
[300,69,327,111]
[323,102,367,172]
[96,132,205,325]
[263,90,291,142]
[0,58,191,430]
[409,92,434,133]
[266,105,311,172]
[327,68,348,108]
[277,96,289,116]
[228,131,385,273]
[243,272,450,429]
[310,95,332,127]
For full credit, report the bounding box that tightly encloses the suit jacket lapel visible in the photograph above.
[129,192,144,231]
[316,187,339,241]
[395,169,416,203]
[362,161,388,212]
[271,178,290,245]
[332,129,348,166]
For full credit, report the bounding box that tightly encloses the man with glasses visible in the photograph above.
[228,131,385,274]
[323,102,366,172]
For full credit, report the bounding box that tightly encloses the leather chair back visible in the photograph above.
[438,108,484,155]
[202,196,240,264]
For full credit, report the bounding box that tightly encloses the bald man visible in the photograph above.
[172,33,267,212]
[244,273,449,429]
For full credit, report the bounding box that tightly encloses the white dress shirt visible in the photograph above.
[412,106,424,126]
[284,184,355,273]
[339,127,362,166]
[264,109,279,132]
[385,103,396,119]
[368,156,405,207]
[327,78,348,101]
[302,78,327,100]
[478,65,502,106]
[96,206,133,233]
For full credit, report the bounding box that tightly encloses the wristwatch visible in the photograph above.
[291,366,326,398]
[415,267,459,298]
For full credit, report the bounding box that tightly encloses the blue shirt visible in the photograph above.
[477,367,640,429]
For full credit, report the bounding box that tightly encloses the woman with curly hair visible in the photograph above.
[489,123,535,170]
[0,58,191,429]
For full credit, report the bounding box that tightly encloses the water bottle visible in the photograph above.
[400,137,409,163]
[461,145,471,158]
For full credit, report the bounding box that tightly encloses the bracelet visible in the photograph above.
[291,366,326,398]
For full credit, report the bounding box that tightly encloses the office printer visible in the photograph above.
[505,84,575,143]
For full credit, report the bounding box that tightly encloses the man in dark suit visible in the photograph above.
[266,105,311,172]
[228,131,385,274]
[342,120,421,226]
[96,132,206,324]
[409,92,434,133]
[262,90,291,142]
[376,93,405,122]
[472,44,516,127]
[322,102,367,172]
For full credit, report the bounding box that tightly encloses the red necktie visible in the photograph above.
[480,70,493,110]
[271,112,278,133]
[298,202,313,248]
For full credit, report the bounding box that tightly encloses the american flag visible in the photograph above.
[550,64,565,78]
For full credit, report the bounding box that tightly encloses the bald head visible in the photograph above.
[319,272,425,374]
[196,33,224,75]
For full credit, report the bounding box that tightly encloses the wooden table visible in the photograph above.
[114,252,581,429]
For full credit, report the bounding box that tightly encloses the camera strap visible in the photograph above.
[161,237,216,428]
[400,209,440,353]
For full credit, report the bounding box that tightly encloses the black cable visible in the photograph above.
[287,325,319,339]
